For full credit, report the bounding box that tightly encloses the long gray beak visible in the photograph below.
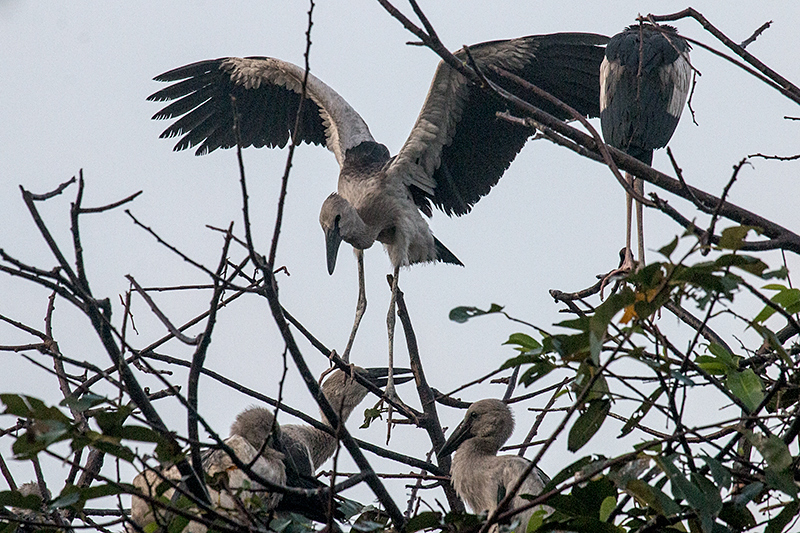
[438,415,473,459]
[325,219,342,275]
[362,367,414,388]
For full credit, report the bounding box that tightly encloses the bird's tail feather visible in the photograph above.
[434,238,464,266]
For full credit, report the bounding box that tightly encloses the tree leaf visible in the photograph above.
[0,489,42,510]
[60,393,105,413]
[718,225,759,250]
[360,407,383,429]
[448,304,504,323]
[719,502,756,530]
[725,369,764,413]
[625,479,680,517]
[658,237,679,259]
[699,455,731,490]
[404,511,442,532]
[599,496,616,522]
[619,388,662,438]
[764,500,800,533]
[568,399,610,452]
[503,333,541,351]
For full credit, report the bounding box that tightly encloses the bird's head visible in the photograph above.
[230,406,280,453]
[319,193,345,275]
[438,399,515,459]
[320,366,413,425]
[319,193,375,275]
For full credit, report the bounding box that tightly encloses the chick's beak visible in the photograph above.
[362,367,414,388]
[438,416,473,460]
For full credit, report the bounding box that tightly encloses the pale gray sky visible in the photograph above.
[1,0,798,524]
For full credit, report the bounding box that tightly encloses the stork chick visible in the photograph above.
[438,399,551,533]
[129,367,410,531]
[129,408,286,533]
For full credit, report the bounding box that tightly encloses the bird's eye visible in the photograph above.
[469,412,478,419]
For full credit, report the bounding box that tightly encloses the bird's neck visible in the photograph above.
[307,426,338,470]
[306,399,360,469]
[458,437,502,457]
[337,195,379,250]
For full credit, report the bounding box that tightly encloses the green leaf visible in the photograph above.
[690,473,722,516]
[748,434,792,471]
[503,333,541,351]
[764,468,798,498]
[47,490,81,511]
[60,393,105,413]
[658,237,679,259]
[699,455,731,490]
[0,395,71,424]
[526,508,546,532]
[694,355,728,376]
[599,496,616,522]
[589,288,636,363]
[765,500,800,533]
[519,361,557,387]
[1,394,33,417]
[714,253,768,276]
[352,519,388,533]
[771,286,800,312]
[89,438,136,463]
[404,511,442,532]
[726,369,764,413]
[539,493,583,516]
[718,225,759,250]
[749,323,792,365]
[707,343,738,370]
[337,498,365,521]
[360,407,383,429]
[167,515,190,533]
[121,425,168,444]
[654,455,706,511]
[619,388,662,437]
[448,304,504,323]
[0,489,42,510]
[625,479,680,517]
[567,399,610,452]
[719,502,756,530]
[557,516,624,533]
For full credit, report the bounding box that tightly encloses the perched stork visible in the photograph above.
[148,32,608,393]
[600,23,691,270]
[438,399,551,533]
[128,367,409,531]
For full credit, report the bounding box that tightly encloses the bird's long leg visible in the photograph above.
[385,265,400,443]
[600,172,636,295]
[622,172,636,271]
[341,249,366,364]
[635,177,645,270]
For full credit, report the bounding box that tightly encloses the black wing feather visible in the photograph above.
[431,32,608,216]
[148,57,328,156]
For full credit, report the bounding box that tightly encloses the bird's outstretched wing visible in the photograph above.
[387,32,609,216]
[148,57,375,166]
